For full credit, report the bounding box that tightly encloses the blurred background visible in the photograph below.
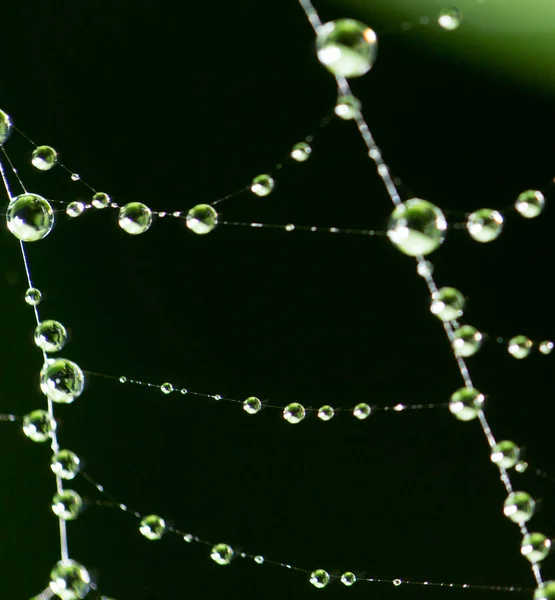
[0,1,554,599]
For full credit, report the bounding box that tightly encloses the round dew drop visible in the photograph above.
[40,358,85,404]
[52,490,83,520]
[466,208,504,243]
[6,193,54,242]
[34,320,68,353]
[51,450,81,480]
[283,402,305,424]
[452,325,483,357]
[335,94,361,120]
[521,533,551,563]
[353,402,371,419]
[387,199,447,256]
[160,382,174,394]
[290,142,312,162]
[186,204,218,234]
[211,543,234,565]
[504,491,535,524]
[438,7,462,31]
[430,287,465,321]
[539,341,554,355]
[515,190,545,219]
[23,409,57,442]
[25,287,42,306]
[92,192,111,209]
[449,387,485,421]
[490,440,520,469]
[118,202,152,235]
[316,19,378,78]
[310,569,330,588]
[49,559,91,600]
[508,335,533,359]
[31,145,58,171]
[317,405,334,421]
[243,397,262,414]
[66,202,86,218]
[251,174,275,197]
[139,515,166,540]
[341,572,357,586]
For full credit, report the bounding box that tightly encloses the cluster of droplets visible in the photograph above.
[116,375,441,422]
[135,514,358,588]
[309,13,555,600]
[3,7,555,599]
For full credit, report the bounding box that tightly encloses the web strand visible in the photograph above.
[295,0,544,589]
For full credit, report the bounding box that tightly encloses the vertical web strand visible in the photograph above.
[295,0,542,587]
[0,155,69,563]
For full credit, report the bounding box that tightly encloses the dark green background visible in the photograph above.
[0,1,554,599]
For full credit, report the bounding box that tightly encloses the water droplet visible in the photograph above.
[290,142,312,162]
[40,358,85,404]
[335,94,362,120]
[452,325,483,357]
[449,387,485,421]
[24,287,42,306]
[467,209,504,243]
[515,460,529,473]
[66,202,86,218]
[92,192,110,209]
[387,199,447,256]
[317,405,334,421]
[316,19,378,78]
[251,174,275,197]
[211,543,234,565]
[430,287,465,321]
[521,533,551,563]
[393,579,402,586]
[503,491,535,524]
[52,490,82,520]
[119,376,127,383]
[31,145,58,171]
[243,397,262,414]
[139,515,166,540]
[70,173,80,181]
[7,193,54,241]
[160,382,174,394]
[353,402,371,420]
[34,320,68,353]
[310,569,330,588]
[118,202,152,235]
[254,555,265,564]
[341,572,357,586]
[516,190,545,219]
[508,336,533,359]
[49,559,91,600]
[23,409,57,442]
[490,440,520,469]
[51,450,81,480]
[183,533,193,542]
[438,7,462,30]
[539,341,554,355]
[186,204,219,234]
[283,403,305,424]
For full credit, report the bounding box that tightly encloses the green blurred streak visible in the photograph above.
[331,0,555,94]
